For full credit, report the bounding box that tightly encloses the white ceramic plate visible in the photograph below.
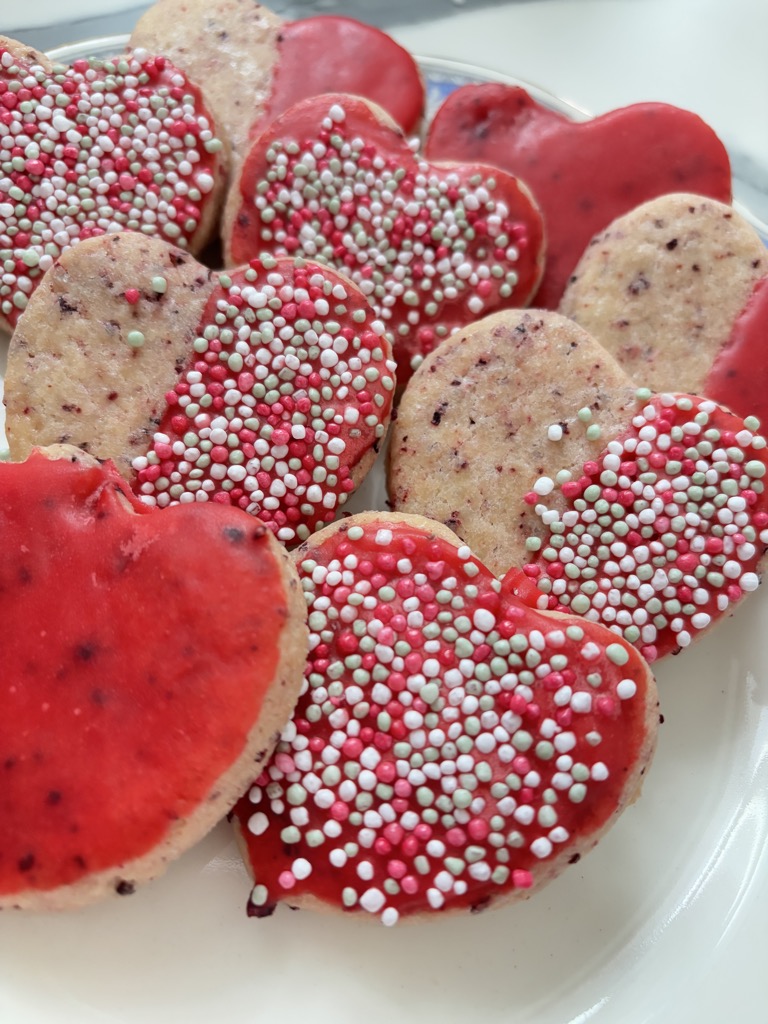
[0,39,767,1024]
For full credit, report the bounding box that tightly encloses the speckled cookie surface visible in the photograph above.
[559,193,768,422]
[130,0,282,168]
[4,233,216,478]
[388,310,638,576]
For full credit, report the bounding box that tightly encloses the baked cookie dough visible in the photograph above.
[130,0,424,169]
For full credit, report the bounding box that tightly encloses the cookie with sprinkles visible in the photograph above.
[223,94,545,381]
[559,193,768,427]
[130,0,425,168]
[0,445,307,911]
[0,34,226,332]
[425,86,731,308]
[5,232,396,544]
[233,511,658,924]
[388,309,638,576]
[505,393,768,663]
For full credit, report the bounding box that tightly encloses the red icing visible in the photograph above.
[0,452,290,899]
[425,86,732,308]
[133,256,395,544]
[510,394,768,662]
[235,517,654,923]
[260,16,424,137]
[704,275,768,427]
[231,95,545,381]
[0,46,223,329]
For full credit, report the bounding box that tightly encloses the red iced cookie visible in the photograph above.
[233,512,658,924]
[425,85,731,308]
[0,447,306,910]
[507,394,768,663]
[224,94,545,380]
[0,35,226,332]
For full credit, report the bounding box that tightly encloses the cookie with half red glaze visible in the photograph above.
[560,194,768,427]
[424,85,731,309]
[224,94,545,381]
[131,1,424,167]
[233,512,658,925]
[0,446,306,911]
[0,35,226,333]
[506,393,768,663]
[5,232,395,545]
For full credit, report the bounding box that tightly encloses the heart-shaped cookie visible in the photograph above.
[5,232,396,544]
[223,94,545,380]
[0,446,306,911]
[560,193,768,427]
[0,35,226,332]
[425,85,732,309]
[233,512,657,924]
[506,393,768,663]
[389,311,768,662]
[131,0,425,167]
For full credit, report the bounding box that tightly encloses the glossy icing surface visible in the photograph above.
[263,16,424,136]
[0,452,290,899]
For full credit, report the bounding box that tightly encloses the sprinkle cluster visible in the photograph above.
[133,258,396,544]
[523,394,768,662]
[236,519,647,925]
[239,99,540,374]
[0,46,222,327]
